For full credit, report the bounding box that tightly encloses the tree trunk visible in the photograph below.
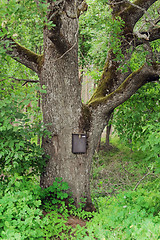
[39,2,105,209]
[105,113,113,149]
[106,125,111,149]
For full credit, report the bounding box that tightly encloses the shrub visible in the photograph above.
[40,177,70,213]
[0,175,44,239]
[0,97,49,176]
[0,176,84,240]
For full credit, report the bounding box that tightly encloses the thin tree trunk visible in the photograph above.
[105,113,113,149]
[106,125,111,149]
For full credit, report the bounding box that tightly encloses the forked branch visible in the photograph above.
[110,0,158,32]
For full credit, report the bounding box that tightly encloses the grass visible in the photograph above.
[91,135,158,200]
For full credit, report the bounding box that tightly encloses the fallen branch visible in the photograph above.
[133,169,150,191]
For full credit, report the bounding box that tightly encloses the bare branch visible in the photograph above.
[133,169,150,190]
[0,77,39,83]
[134,26,160,46]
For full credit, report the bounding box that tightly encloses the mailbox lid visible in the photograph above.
[72,134,87,154]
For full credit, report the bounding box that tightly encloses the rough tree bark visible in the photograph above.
[2,0,160,209]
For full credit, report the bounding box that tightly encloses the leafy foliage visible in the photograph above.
[0,82,50,176]
[40,177,93,220]
[40,177,70,212]
[80,181,160,240]
[0,175,73,240]
[79,0,125,80]
[79,0,160,84]
[0,138,160,239]
[0,0,48,53]
[113,82,160,171]
[0,100,45,176]
[0,0,159,238]
[0,175,43,239]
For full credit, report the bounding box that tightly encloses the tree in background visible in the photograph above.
[0,0,160,209]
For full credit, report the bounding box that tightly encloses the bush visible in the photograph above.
[0,175,75,240]
[113,83,160,173]
[0,97,49,176]
[40,177,70,213]
[0,175,44,239]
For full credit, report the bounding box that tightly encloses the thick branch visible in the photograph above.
[65,1,88,19]
[111,0,158,31]
[48,31,71,54]
[4,38,44,73]
[134,26,160,46]
[88,63,160,111]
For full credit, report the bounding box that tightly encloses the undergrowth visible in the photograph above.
[91,136,158,199]
[79,179,160,239]
[0,137,160,239]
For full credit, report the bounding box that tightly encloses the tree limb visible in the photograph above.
[133,169,150,190]
[88,63,160,111]
[47,0,86,53]
[47,1,70,53]
[0,77,39,84]
[65,1,88,19]
[134,26,160,46]
[110,0,158,31]
[3,37,43,73]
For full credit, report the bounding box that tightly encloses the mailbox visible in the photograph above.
[72,134,87,154]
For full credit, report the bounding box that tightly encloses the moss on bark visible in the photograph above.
[88,66,144,108]
[13,40,44,70]
[79,104,91,132]
[88,56,118,106]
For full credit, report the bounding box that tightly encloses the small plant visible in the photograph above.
[40,177,70,212]
[40,178,94,220]
[42,211,73,240]
[74,179,160,240]
[0,175,76,240]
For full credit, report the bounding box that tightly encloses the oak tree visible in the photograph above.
[1,0,160,209]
